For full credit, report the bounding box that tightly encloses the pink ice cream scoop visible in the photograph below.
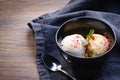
[61,34,86,58]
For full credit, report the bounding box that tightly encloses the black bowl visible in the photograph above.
[55,17,116,65]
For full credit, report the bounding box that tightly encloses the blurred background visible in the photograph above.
[0,0,69,80]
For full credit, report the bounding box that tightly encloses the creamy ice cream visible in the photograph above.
[61,34,86,58]
[87,34,110,57]
[60,32,110,58]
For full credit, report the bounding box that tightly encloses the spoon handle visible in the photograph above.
[59,69,77,80]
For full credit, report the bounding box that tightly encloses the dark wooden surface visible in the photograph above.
[0,0,69,80]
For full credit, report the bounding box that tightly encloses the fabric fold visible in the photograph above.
[28,0,120,80]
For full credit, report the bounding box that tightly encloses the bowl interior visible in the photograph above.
[56,17,116,58]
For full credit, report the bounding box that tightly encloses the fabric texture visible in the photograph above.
[28,0,120,80]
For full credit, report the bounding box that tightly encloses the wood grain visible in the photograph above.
[0,0,69,80]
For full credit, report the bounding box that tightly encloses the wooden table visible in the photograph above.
[0,0,69,80]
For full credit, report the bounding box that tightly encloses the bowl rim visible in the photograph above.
[55,16,116,59]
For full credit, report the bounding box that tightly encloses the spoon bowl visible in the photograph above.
[42,53,77,80]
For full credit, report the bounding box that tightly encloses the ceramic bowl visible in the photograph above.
[55,17,116,65]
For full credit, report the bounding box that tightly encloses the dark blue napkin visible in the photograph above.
[28,0,120,80]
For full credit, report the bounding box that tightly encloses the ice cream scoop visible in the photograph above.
[61,34,86,58]
[56,17,116,65]
[87,34,110,57]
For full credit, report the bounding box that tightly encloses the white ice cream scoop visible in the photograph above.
[61,34,86,58]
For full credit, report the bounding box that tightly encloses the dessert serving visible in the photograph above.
[56,17,116,63]
[60,30,110,58]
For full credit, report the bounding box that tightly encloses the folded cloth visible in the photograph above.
[28,0,120,80]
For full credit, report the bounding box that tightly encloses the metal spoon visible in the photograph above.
[42,53,77,80]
